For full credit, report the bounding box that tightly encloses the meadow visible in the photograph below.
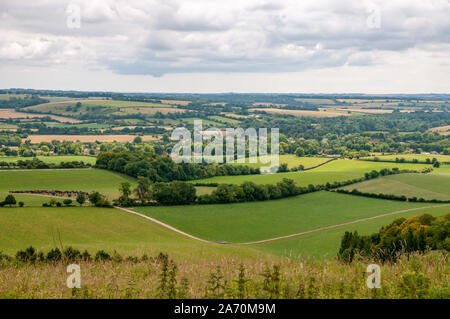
[361,154,450,163]
[249,108,349,117]
[340,171,450,201]
[0,169,136,200]
[231,155,332,170]
[0,155,97,165]
[0,207,261,260]
[195,159,431,185]
[134,191,434,243]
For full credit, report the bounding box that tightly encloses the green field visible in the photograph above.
[340,171,450,201]
[0,155,97,165]
[134,191,433,243]
[0,207,263,260]
[196,159,431,186]
[254,205,450,258]
[232,155,332,170]
[0,168,135,200]
[362,154,450,163]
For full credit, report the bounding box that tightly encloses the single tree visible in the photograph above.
[4,194,17,207]
[76,193,86,206]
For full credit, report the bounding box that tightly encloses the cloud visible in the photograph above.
[0,0,449,78]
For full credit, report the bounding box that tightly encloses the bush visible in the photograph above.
[95,250,111,261]
[63,199,73,206]
[18,201,24,207]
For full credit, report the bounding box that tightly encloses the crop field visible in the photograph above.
[362,154,450,163]
[196,159,431,185]
[0,108,79,123]
[0,155,97,165]
[0,207,263,260]
[0,169,136,200]
[232,155,332,170]
[118,107,185,115]
[249,108,349,117]
[254,205,450,258]
[134,191,433,244]
[340,172,450,201]
[22,134,157,143]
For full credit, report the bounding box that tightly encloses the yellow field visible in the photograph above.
[22,135,158,143]
[0,108,79,123]
[118,107,185,115]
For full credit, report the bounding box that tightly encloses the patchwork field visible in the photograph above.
[134,191,433,244]
[0,169,136,200]
[0,108,79,123]
[0,155,97,165]
[22,134,157,143]
[197,159,431,186]
[249,108,349,118]
[0,207,264,260]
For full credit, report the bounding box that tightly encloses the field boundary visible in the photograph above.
[116,204,450,246]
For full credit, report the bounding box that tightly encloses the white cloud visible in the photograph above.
[0,0,449,92]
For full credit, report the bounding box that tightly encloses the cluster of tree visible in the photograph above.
[0,134,22,147]
[14,246,113,263]
[367,156,444,166]
[0,95,48,109]
[96,151,260,182]
[338,213,450,262]
[0,194,22,207]
[0,159,91,169]
[334,188,450,203]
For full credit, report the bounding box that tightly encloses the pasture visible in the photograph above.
[134,191,432,243]
[232,155,332,170]
[0,207,263,260]
[362,154,450,163]
[0,168,136,200]
[340,171,450,201]
[0,155,97,165]
[254,205,450,258]
[0,108,79,123]
[195,159,431,186]
[249,108,349,118]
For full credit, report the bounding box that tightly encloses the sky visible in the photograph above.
[0,0,449,93]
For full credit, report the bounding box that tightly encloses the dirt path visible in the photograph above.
[114,207,214,244]
[115,204,450,246]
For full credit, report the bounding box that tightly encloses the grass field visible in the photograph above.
[254,205,450,258]
[362,154,450,163]
[249,108,349,117]
[0,155,97,165]
[232,155,332,170]
[196,159,431,186]
[0,207,263,260]
[340,172,450,201]
[134,191,433,243]
[0,108,79,123]
[0,168,136,200]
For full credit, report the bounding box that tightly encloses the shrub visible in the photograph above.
[63,199,73,206]
[95,250,111,261]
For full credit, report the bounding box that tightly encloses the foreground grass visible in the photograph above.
[135,191,434,243]
[0,207,264,260]
[0,251,447,298]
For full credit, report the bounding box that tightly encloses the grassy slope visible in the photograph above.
[231,155,331,169]
[253,205,450,259]
[134,191,433,243]
[0,155,97,165]
[195,159,431,186]
[0,207,265,261]
[0,168,135,199]
[362,154,450,163]
[340,172,450,201]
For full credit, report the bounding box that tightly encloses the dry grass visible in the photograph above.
[0,109,79,123]
[160,100,191,106]
[0,251,447,298]
[429,125,450,135]
[22,135,158,143]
